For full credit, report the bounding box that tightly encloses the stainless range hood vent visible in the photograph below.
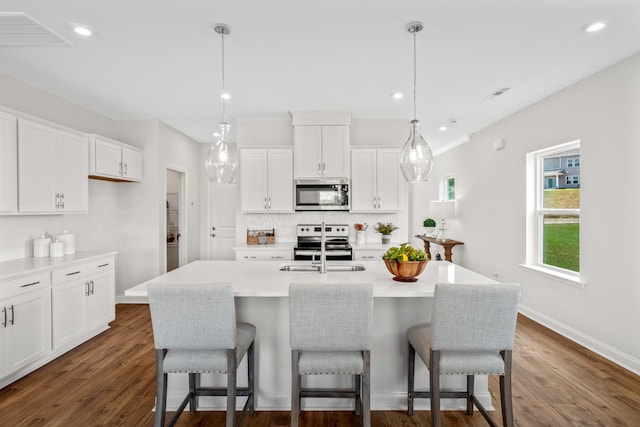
[0,12,72,46]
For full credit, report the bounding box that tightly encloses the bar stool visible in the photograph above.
[407,282,520,427]
[148,282,255,427]
[289,282,373,427]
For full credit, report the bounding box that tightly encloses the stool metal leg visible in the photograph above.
[430,350,441,427]
[248,341,255,413]
[154,349,167,427]
[291,350,300,427]
[362,350,371,427]
[226,349,237,427]
[407,342,415,415]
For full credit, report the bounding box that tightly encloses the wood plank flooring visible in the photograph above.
[1,304,639,426]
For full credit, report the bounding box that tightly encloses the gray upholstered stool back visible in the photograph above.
[430,283,520,352]
[289,282,373,351]
[148,282,236,350]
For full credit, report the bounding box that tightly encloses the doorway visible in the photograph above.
[165,169,186,272]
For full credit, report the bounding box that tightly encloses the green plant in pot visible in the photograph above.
[382,242,429,282]
[374,222,398,244]
[423,218,436,236]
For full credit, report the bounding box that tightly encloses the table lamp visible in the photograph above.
[429,201,455,241]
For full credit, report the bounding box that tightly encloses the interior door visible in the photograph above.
[209,182,237,260]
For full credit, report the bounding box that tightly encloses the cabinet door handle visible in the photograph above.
[268,196,271,209]
[264,196,267,210]
[98,263,109,268]
[85,282,90,296]
[60,193,65,209]
[9,305,14,326]
[66,271,81,276]
[21,281,40,288]
[55,193,60,208]
[124,163,128,175]
[91,280,95,295]
[119,162,123,175]
[1,307,6,328]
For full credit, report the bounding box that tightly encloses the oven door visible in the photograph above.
[294,249,353,261]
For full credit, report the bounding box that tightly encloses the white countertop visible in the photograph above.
[0,251,118,282]
[125,260,497,298]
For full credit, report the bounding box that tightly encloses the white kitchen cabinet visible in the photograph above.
[17,118,89,213]
[51,257,115,351]
[89,134,144,182]
[235,248,292,261]
[0,272,51,379]
[353,248,386,261]
[0,110,17,213]
[351,148,403,212]
[240,148,293,213]
[294,125,350,178]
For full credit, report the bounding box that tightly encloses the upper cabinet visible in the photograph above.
[240,148,293,213]
[89,134,143,182]
[0,111,17,213]
[351,148,403,212]
[18,118,88,214]
[294,125,350,179]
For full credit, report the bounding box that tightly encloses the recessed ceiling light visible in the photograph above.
[391,92,403,100]
[439,126,447,132]
[220,92,231,100]
[72,24,93,37]
[584,21,607,33]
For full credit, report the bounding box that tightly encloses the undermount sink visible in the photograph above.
[280,264,366,272]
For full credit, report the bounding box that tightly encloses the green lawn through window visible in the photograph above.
[543,222,579,272]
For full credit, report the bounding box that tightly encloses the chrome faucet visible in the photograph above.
[319,221,327,274]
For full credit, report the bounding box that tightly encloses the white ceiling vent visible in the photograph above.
[0,12,72,46]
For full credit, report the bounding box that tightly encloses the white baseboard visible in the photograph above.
[519,304,640,375]
[116,295,148,304]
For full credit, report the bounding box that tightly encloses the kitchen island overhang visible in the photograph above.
[125,260,498,411]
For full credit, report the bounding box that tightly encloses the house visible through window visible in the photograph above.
[526,140,580,279]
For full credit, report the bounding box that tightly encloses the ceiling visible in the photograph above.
[1,1,639,152]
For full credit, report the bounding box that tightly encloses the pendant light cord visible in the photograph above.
[221,31,227,123]
[413,30,417,122]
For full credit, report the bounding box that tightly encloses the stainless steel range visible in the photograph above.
[293,224,353,261]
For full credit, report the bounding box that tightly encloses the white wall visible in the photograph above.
[411,52,640,374]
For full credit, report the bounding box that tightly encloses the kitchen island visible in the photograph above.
[125,260,498,411]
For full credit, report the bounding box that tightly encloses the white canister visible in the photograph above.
[56,231,76,255]
[356,231,366,245]
[50,240,64,258]
[33,236,52,258]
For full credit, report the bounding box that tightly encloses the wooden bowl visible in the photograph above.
[383,259,427,282]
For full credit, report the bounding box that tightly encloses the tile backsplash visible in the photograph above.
[238,212,406,244]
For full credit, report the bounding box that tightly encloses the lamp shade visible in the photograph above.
[429,200,455,220]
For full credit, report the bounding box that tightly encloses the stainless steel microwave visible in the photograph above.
[294,179,350,211]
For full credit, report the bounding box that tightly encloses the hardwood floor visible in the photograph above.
[1,304,639,426]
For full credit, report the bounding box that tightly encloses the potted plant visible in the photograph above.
[382,242,429,282]
[423,218,436,236]
[374,222,398,244]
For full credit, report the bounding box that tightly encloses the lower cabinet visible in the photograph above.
[235,249,292,261]
[0,273,51,380]
[51,257,115,351]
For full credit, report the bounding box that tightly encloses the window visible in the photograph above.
[567,158,573,168]
[442,175,455,200]
[574,158,580,167]
[525,140,581,284]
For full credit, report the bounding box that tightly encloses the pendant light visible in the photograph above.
[400,21,434,183]
[205,23,238,184]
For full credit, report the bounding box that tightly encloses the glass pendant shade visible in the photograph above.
[205,122,238,183]
[400,119,434,182]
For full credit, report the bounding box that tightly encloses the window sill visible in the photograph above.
[519,264,585,289]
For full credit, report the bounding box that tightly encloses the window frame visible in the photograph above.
[524,140,583,287]
[442,174,455,201]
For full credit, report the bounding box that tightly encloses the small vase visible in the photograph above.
[424,227,435,236]
[381,234,391,244]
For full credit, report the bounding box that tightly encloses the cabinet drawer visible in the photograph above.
[0,272,50,300]
[235,249,291,261]
[51,257,115,284]
[353,251,384,261]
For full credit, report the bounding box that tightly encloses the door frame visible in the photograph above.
[163,166,187,273]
